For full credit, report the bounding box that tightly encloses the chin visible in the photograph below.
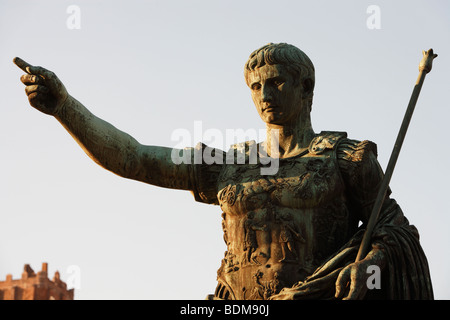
[260,113,285,126]
[263,117,287,126]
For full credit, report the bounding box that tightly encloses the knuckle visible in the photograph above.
[44,70,55,79]
[27,92,38,100]
[25,84,48,95]
[24,85,34,94]
[21,74,30,82]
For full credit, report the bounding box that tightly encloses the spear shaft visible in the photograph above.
[355,49,438,262]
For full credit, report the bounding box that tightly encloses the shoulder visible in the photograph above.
[227,140,258,153]
[336,137,378,164]
[308,131,348,155]
[309,131,381,184]
[227,140,259,163]
[307,131,378,159]
[335,136,384,190]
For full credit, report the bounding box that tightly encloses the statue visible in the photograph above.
[13,43,434,300]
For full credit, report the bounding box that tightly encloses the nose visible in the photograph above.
[261,84,273,102]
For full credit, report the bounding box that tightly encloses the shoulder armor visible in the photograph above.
[308,131,348,155]
[337,139,378,162]
[227,140,258,163]
[228,140,257,154]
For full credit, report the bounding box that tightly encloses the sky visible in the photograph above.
[1,0,449,300]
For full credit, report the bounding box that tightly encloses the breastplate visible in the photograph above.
[213,133,359,300]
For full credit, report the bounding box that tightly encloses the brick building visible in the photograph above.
[0,262,74,300]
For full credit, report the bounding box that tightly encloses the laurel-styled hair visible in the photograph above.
[244,43,315,99]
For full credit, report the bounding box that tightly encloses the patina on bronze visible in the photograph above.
[13,43,434,300]
[355,49,437,263]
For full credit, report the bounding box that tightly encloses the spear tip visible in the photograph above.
[419,48,438,73]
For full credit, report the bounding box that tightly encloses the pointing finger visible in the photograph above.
[13,57,55,80]
[13,57,33,74]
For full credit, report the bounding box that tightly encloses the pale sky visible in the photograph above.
[1,0,449,300]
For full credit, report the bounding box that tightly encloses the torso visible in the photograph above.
[214,136,359,300]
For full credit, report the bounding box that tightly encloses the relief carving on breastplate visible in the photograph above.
[216,152,347,299]
[275,211,306,263]
[243,270,281,300]
[291,158,333,201]
[242,211,268,266]
[220,184,237,206]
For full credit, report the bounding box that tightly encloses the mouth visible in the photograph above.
[263,105,279,112]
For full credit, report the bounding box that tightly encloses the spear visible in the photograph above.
[355,49,438,263]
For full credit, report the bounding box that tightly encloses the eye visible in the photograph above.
[251,83,261,91]
[273,79,285,87]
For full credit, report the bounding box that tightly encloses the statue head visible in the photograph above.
[244,43,315,126]
[244,43,315,99]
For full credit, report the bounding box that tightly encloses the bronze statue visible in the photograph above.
[13,43,434,300]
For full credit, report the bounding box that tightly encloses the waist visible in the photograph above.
[217,258,314,300]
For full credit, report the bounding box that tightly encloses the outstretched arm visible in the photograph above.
[14,57,191,190]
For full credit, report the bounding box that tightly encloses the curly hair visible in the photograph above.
[244,43,315,96]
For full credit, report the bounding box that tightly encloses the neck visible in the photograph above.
[265,114,315,159]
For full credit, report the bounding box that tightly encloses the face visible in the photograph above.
[247,64,305,126]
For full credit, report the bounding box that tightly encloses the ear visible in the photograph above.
[302,78,314,96]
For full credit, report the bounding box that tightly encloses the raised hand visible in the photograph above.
[13,57,69,115]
